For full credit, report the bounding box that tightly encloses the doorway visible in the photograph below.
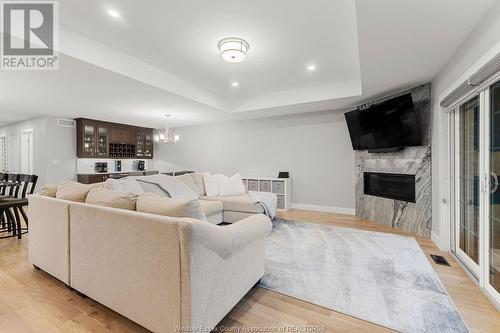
[20,129,34,174]
[0,136,6,172]
[451,80,500,306]
[7,133,18,173]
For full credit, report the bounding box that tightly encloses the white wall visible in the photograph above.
[431,0,500,250]
[153,110,356,212]
[0,116,76,190]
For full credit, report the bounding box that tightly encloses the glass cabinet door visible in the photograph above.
[136,130,144,157]
[96,126,108,156]
[83,123,96,157]
[144,132,152,158]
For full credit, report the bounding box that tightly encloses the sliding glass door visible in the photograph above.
[488,81,500,298]
[452,79,500,306]
[455,96,481,276]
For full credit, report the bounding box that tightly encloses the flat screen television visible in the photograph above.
[344,93,422,151]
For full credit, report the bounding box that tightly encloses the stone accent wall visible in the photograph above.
[355,83,432,238]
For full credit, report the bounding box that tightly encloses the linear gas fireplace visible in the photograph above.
[363,172,416,203]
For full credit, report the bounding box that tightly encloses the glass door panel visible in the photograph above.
[96,126,108,156]
[490,81,500,293]
[457,95,481,269]
[83,123,96,157]
[451,79,500,307]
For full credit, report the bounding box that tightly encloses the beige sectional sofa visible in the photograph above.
[123,173,276,225]
[28,194,272,332]
[174,173,275,224]
[200,193,266,223]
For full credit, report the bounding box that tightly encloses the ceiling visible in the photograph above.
[0,0,496,128]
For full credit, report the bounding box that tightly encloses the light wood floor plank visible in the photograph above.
[0,209,498,332]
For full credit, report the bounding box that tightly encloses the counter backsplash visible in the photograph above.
[76,158,152,174]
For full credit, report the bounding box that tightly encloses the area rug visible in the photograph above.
[259,219,469,333]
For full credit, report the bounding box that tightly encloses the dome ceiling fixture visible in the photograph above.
[217,37,249,63]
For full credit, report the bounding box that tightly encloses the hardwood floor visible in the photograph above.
[0,209,499,332]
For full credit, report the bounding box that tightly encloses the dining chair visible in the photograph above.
[0,173,37,239]
[0,173,20,237]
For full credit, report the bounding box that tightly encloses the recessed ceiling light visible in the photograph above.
[107,9,120,18]
[306,64,317,72]
[231,81,239,87]
[218,37,250,63]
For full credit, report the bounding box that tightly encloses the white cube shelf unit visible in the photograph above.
[242,177,291,211]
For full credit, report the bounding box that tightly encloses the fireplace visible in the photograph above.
[363,172,416,203]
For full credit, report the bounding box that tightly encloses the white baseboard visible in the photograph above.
[291,203,355,215]
[431,229,450,251]
[431,230,440,247]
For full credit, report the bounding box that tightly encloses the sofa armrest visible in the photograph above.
[190,214,272,259]
[28,195,71,284]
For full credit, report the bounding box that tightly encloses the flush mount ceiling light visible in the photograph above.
[231,81,239,87]
[154,115,176,144]
[217,37,249,63]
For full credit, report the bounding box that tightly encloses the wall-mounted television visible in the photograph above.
[344,93,422,152]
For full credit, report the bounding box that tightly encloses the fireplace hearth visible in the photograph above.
[363,172,416,203]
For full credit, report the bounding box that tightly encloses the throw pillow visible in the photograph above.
[176,174,200,197]
[190,173,207,196]
[203,173,224,197]
[40,183,57,197]
[134,174,198,200]
[136,193,207,221]
[136,180,171,197]
[56,181,103,202]
[219,174,246,196]
[104,178,124,192]
[119,177,144,195]
[86,187,137,211]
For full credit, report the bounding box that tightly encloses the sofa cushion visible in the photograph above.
[86,187,137,211]
[136,193,207,221]
[203,174,224,197]
[56,181,103,202]
[199,200,223,217]
[176,174,200,197]
[40,183,57,197]
[200,194,264,214]
[219,174,246,197]
[190,173,206,196]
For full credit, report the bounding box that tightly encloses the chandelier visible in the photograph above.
[154,115,176,144]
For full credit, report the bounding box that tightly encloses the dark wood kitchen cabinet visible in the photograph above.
[76,118,154,159]
[96,125,108,157]
[109,126,136,144]
[136,129,154,158]
[77,119,97,158]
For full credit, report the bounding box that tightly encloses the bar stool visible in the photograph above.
[0,173,21,238]
[0,173,7,229]
[0,174,37,239]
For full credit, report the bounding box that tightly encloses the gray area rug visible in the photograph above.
[259,219,468,333]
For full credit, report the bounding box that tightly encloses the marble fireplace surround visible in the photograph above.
[355,83,432,238]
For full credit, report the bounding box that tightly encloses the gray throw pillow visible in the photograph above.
[136,193,207,221]
[176,174,200,197]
